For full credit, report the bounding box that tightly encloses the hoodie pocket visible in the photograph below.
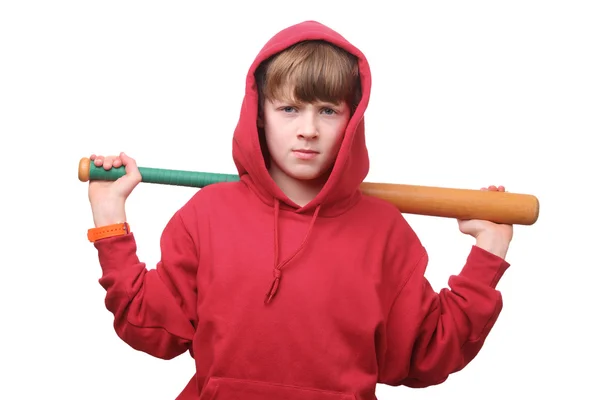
[199,377,357,400]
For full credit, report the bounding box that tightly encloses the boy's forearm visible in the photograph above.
[475,233,510,259]
[94,233,195,360]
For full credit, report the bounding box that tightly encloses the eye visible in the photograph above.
[277,105,297,113]
[321,108,336,115]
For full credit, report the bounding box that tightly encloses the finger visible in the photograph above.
[93,155,104,166]
[103,156,116,170]
[112,156,123,168]
[498,185,506,192]
[488,185,498,191]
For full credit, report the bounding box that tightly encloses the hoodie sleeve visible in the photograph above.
[378,236,510,387]
[93,209,198,360]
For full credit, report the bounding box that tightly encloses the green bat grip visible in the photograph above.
[79,157,239,188]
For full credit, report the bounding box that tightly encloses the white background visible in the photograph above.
[1,1,598,399]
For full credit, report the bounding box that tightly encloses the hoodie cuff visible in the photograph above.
[459,245,510,289]
[93,232,141,273]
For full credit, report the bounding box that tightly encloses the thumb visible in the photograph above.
[119,152,142,183]
[120,152,138,172]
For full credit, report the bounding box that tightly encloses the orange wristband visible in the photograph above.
[87,222,130,242]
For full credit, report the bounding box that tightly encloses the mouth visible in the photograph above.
[292,149,319,160]
[293,149,319,154]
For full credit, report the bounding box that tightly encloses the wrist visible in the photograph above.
[91,201,127,227]
[94,217,127,228]
[475,233,510,259]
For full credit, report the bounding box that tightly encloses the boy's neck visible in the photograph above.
[268,166,327,207]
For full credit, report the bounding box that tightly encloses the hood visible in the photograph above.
[230,21,372,304]
[232,20,372,217]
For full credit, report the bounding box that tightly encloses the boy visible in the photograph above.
[87,20,513,399]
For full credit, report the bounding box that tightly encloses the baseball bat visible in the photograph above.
[78,157,539,225]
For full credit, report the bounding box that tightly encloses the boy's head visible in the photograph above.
[254,40,361,195]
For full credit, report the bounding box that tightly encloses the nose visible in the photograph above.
[297,113,318,139]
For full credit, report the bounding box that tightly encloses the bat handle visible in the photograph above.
[79,157,130,182]
[79,157,239,187]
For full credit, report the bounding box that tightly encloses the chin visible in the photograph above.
[287,167,329,182]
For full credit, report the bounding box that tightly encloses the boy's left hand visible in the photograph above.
[457,185,514,259]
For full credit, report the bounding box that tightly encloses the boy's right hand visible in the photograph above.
[88,152,142,227]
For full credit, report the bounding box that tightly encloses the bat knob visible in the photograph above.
[78,157,91,182]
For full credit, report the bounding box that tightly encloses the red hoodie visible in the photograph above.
[93,20,510,399]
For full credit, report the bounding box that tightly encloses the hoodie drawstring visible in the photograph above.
[265,199,322,304]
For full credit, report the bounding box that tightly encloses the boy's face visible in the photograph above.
[260,91,351,185]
